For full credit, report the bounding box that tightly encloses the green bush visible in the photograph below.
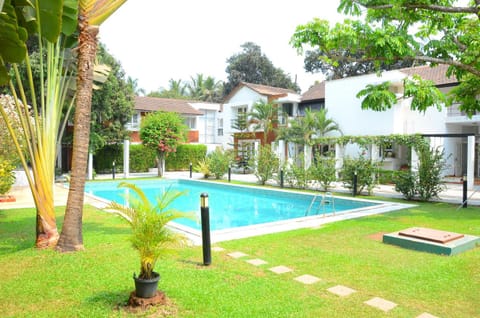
[249,145,279,185]
[207,148,233,179]
[166,144,207,171]
[194,158,211,178]
[394,170,417,200]
[0,159,16,195]
[341,156,380,195]
[284,157,309,189]
[378,169,400,184]
[394,147,447,201]
[309,154,336,191]
[129,144,157,172]
[94,144,123,173]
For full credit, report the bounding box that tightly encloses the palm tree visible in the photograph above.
[311,109,342,156]
[57,0,126,252]
[277,108,341,167]
[313,109,342,137]
[187,74,223,102]
[248,99,278,144]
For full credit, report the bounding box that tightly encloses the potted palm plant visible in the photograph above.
[106,182,193,299]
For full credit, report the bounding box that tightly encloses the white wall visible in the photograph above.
[326,72,401,136]
[222,87,265,149]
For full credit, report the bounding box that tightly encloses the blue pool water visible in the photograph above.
[85,179,379,231]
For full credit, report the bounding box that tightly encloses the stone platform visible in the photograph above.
[383,227,480,256]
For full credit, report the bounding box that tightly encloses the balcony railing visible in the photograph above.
[447,104,478,117]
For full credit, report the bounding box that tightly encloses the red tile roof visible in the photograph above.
[134,96,202,115]
[399,64,458,86]
[301,81,326,102]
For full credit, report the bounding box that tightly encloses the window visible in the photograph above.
[184,117,196,129]
[126,112,140,130]
[217,118,223,136]
[282,103,293,116]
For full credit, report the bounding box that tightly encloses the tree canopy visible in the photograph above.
[140,111,187,177]
[291,0,480,115]
[224,42,300,96]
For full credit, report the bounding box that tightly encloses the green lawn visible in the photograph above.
[0,199,479,317]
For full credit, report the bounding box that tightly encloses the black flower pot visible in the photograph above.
[133,272,160,298]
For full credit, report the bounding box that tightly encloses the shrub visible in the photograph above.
[341,155,380,195]
[166,144,207,171]
[309,153,336,191]
[207,148,233,179]
[0,159,16,195]
[393,147,447,201]
[249,145,279,185]
[417,147,447,201]
[129,144,157,172]
[284,157,309,189]
[94,144,123,173]
[394,170,417,200]
[195,158,211,179]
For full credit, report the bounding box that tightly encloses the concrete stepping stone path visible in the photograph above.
[246,258,268,266]
[269,265,293,274]
[227,251,248,259]
[364,297,397,312]
[294,274,321,285]
[327,285,357,297]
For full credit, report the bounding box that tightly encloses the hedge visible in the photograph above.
[93,144,123,173]
[129,144,157,172]
[166,144,207,171]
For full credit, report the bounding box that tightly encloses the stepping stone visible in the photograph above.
[416,313,439,318]
[294,274,321,285]
[212,246,225,252]
[364,297,397,312]
[269,265,293,274]
[246,258,268,266]
[327,285,357,297]
[227,251,248,259]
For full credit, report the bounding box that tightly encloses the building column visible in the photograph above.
[335,144,344,179]
[467,136,475,190]
[278,140,285,166]
[371,144,379,162]
[88,152,93,180]
[411,148,419,172]
[304,144,312,169]
[123,139,130,179]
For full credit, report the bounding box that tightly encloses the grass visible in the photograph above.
[0,199,479,317]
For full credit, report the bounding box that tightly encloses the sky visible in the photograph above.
[99,0,345,94]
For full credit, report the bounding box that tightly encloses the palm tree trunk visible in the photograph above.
[56,18,99,252]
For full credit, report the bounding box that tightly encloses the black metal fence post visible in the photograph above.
[280,169,284,188]
[462,175,468,208]
[353,171,357,197]
[200,193,211,265]
[112,161,116,180]
[228,166,231,182]
[189,162,193,178]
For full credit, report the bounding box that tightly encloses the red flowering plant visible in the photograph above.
[140,111,187,177]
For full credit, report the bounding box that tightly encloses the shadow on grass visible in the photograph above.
[0,209,130,254]
[85,289,132,309]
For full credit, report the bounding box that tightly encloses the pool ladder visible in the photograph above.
[305,192,335,216]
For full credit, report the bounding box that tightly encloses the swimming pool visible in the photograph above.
[85,179,384,233]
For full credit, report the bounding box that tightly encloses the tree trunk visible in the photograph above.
[56,18,99,252]
[157,151,165,177]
